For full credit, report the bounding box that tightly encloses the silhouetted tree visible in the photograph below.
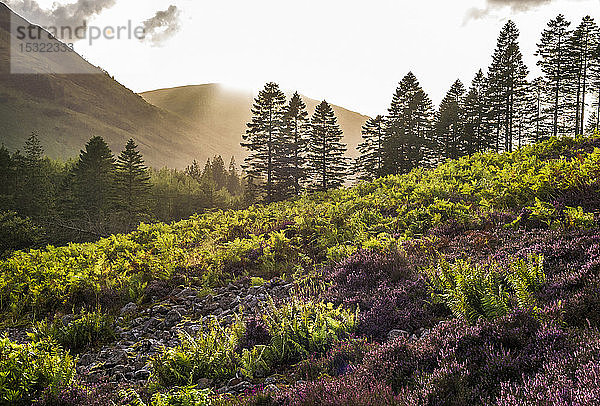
[357,115,385,181]
[114,139,151,226]
[488,20,529,152]
[570,16,599,135]
[537,14,574,137]
[241,82,287,202]
[279,92,310,197]
[463,70,491,154]
[384,72,434,173]
[307,100,348,191]
[70,136,116,216]
[436,79,466,160]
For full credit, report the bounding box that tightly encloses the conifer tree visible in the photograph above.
[570,16,599,135]
[384,72,434,174]
[114,139,151,224]
[14,132,52,217]
[278,92,310,198]
[200,158,216,205]
[463,70,490,154]
[357,115,385,181]
[70,136,116,216]
[536,14,574,137]
[211,155,228,190]
[586,111,598,133]
[241,82,287,202]
[185,160,202,182]
[306,100,348,192]
[0,146,12,208]
[226,157,242,195]
[487,20,529,152]
[436,80,466,161]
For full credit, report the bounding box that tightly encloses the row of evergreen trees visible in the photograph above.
[241,14,600,192]
[357,14,600,181]
[0,133,244,251]
[242,85,349,202]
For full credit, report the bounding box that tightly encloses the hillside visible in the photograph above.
[141,83,370,159]
[0,2,226,168]
[2,135,600,404]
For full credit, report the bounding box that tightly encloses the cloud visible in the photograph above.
[142,5,181,46]
[464,0,553,24]
[7,0,116,32]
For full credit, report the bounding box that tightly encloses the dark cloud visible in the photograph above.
[142,5,180,46]
[464,0,554,23]
[7,0,116,33]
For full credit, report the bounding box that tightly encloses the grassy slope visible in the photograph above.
[1,135,599,321]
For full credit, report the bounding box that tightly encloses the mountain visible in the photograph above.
[0,2,225,168]
[140,84,370,160]
[0,3,369,169]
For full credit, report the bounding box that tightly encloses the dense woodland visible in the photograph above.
[0,134,244,254]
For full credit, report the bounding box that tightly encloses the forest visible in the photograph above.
[1,12,600,406]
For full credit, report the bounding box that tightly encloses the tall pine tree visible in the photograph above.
[114,139,151,225]
[357,115,385,181]
[241,82,287,202]
[570,16,599,135]
[70,136,116,217]
[487,20,529,152]
[537,15,574,137]
[278,92,310,198]
[306,101,348,192]
[435,79,466,161]
[383,72,434,173]
[463,70,491,154]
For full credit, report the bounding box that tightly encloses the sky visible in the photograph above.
[5,0,600,116]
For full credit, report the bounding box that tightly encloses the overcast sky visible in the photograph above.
[7,0,600,116]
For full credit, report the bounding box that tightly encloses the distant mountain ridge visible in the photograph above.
[0,2,226,168]
[141,84,370,160]
[0,2,369,169]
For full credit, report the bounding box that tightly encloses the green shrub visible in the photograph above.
[151,299,357,387]
[426,254,545,323]
[120,386,216,406]
[0,337,75,405]
[0,211,40,257]
[32,310,115,351]
[151,318,242,386]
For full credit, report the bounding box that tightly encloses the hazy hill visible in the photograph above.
[141,84,370,160]
[0,2,225,168]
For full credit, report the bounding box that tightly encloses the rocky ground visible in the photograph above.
[75,277,295,394]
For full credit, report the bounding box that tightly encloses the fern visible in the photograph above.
[427,255,545,323]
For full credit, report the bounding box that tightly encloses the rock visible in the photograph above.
[264,375,285,385]
[264,384,281,394]
[79,353,94,367]
[105,349,128,367]
[134,369,151,380]
[61,314,75,325]
[228,377,242,387]
[165,309,182,328]
[120,302,138,316]
[230,381,251,394]
[197,378,211,389]
[387,329,410,341]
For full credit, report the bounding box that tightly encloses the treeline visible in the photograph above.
[242,14,600,194]
[0,133,244,254]
[357,15,600,181]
